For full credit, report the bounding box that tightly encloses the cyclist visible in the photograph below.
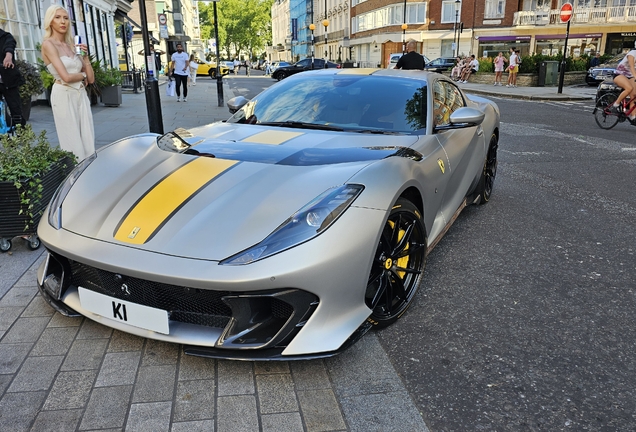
[609,42,636,123]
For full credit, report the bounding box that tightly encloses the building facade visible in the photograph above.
[272,0,636,68]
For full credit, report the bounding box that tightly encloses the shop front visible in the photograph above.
[605,32,636,55]
[535,33,602,57]
[477,36,531,58]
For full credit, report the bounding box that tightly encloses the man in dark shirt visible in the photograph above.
[394,40,425,70]
[590,52,601,68]
[0,28,25,127]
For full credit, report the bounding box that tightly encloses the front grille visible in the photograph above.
[70,261,233,328]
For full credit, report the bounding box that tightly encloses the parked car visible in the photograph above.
[36,69,500,360]
[586,53,624,86]
[272,58,340,80]
[425,57,456,73]
[270,61,290,74]
[595,78,620,104]
[386,52,431,69]
[224,61,235,72]
[193,59,229,78]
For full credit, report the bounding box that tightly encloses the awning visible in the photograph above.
[166,36,192,42]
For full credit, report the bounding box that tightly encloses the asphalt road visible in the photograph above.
[378,97,636,431]
[227,75,636,430]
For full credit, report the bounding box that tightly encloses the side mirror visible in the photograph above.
[449,107,485,126]
[227,96,249,114]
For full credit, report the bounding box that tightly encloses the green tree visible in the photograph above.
[198,0,272,60]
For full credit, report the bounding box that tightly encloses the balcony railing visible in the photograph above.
[514,5,636,26]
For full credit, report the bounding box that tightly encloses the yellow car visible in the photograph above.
[194,59,229,78]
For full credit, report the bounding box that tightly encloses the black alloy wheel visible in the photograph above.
[366,198,427,328]
[208,69,216,79]
[594,93,620,130]
[478,133,499,205]
[276,71,286,81]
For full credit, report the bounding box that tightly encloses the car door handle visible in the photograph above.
[477,126,484,136]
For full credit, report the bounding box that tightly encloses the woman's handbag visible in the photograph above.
[166,79,175,97]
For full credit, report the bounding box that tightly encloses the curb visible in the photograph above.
[463,88,594,101]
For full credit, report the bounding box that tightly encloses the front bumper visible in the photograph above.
[37,206,385,358]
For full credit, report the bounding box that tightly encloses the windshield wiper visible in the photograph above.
[348,128,403,135]
[258,121,344,131]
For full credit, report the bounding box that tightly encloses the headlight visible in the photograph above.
[48,153,97,229]
[221,184,364,265]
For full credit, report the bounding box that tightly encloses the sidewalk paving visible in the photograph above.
[0,76,594,432]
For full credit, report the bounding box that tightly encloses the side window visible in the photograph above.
[433,80,465,128]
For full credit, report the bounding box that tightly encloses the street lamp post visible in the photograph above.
[309,23,315,69]
[454,0,461,58]
[323,0,329,64]
[213,1,223,107]
[139,0,163,134]
[401,23,408,54]
[402,0,407,54]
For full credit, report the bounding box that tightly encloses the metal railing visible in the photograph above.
[121,70,145,93]
[514,5,636,26]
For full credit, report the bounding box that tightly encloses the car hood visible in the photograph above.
[60,123,418,261]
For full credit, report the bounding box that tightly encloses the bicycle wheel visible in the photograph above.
[594,93,620,130]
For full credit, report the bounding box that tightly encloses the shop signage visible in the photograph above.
[621,33,636,37]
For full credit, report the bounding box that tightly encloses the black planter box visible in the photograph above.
[0,157,74,238]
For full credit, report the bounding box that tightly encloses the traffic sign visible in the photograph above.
[158,14,167,25]
[560,3,573,23]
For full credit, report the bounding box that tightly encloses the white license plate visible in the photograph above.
[79,287,169,334]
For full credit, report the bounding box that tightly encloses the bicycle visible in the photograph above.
[594,92,636,129]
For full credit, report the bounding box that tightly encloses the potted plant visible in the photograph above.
[0,124,75,252]
[38,64,55,106]
[97,66,123,107]
[16,59,44,121]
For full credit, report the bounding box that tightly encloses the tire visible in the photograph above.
[208,69,216,79]
[594,93,620,130]
[276,71,286,81]
[475,133,499,205]
[366,198,427,328]
[27,235,41,250]
[0,238,12,253]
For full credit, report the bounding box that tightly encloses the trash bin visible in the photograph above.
[538,61,559,87]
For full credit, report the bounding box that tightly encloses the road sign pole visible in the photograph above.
[557,2,573,94]
[558,19,570,94]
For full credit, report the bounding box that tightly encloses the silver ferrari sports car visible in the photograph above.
[37,69,500,360]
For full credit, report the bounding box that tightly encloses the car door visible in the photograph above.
[432,80,485,221]
[291,59,311,75]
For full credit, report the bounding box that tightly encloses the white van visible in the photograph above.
[387,53,402,69]
[386,52,431,69]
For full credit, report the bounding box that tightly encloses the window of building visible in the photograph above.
[441,1,461,24]
[484,0,506,18]
[352,3,427,32]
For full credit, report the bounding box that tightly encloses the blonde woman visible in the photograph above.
[41,5,95,161]
[188,53,198,86]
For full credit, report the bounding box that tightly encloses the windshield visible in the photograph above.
[227,72,428,133]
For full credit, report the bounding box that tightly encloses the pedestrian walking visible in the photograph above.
[233,58,239,75]
[171,43,189,101]
[394,40,425,70]
[245,58,251,76]
[264,59,271,76]
[41,5,95,161]
[188,54,198,86]
[0,27,25,128]
[506,48,520,88]
[493,52,507,86]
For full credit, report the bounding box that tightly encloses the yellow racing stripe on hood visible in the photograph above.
[242,130,303,145]
[114,157,238,244]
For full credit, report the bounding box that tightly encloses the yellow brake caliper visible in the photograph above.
[387,220,409,279]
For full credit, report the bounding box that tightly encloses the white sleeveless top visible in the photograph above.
[47,55,85,89]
